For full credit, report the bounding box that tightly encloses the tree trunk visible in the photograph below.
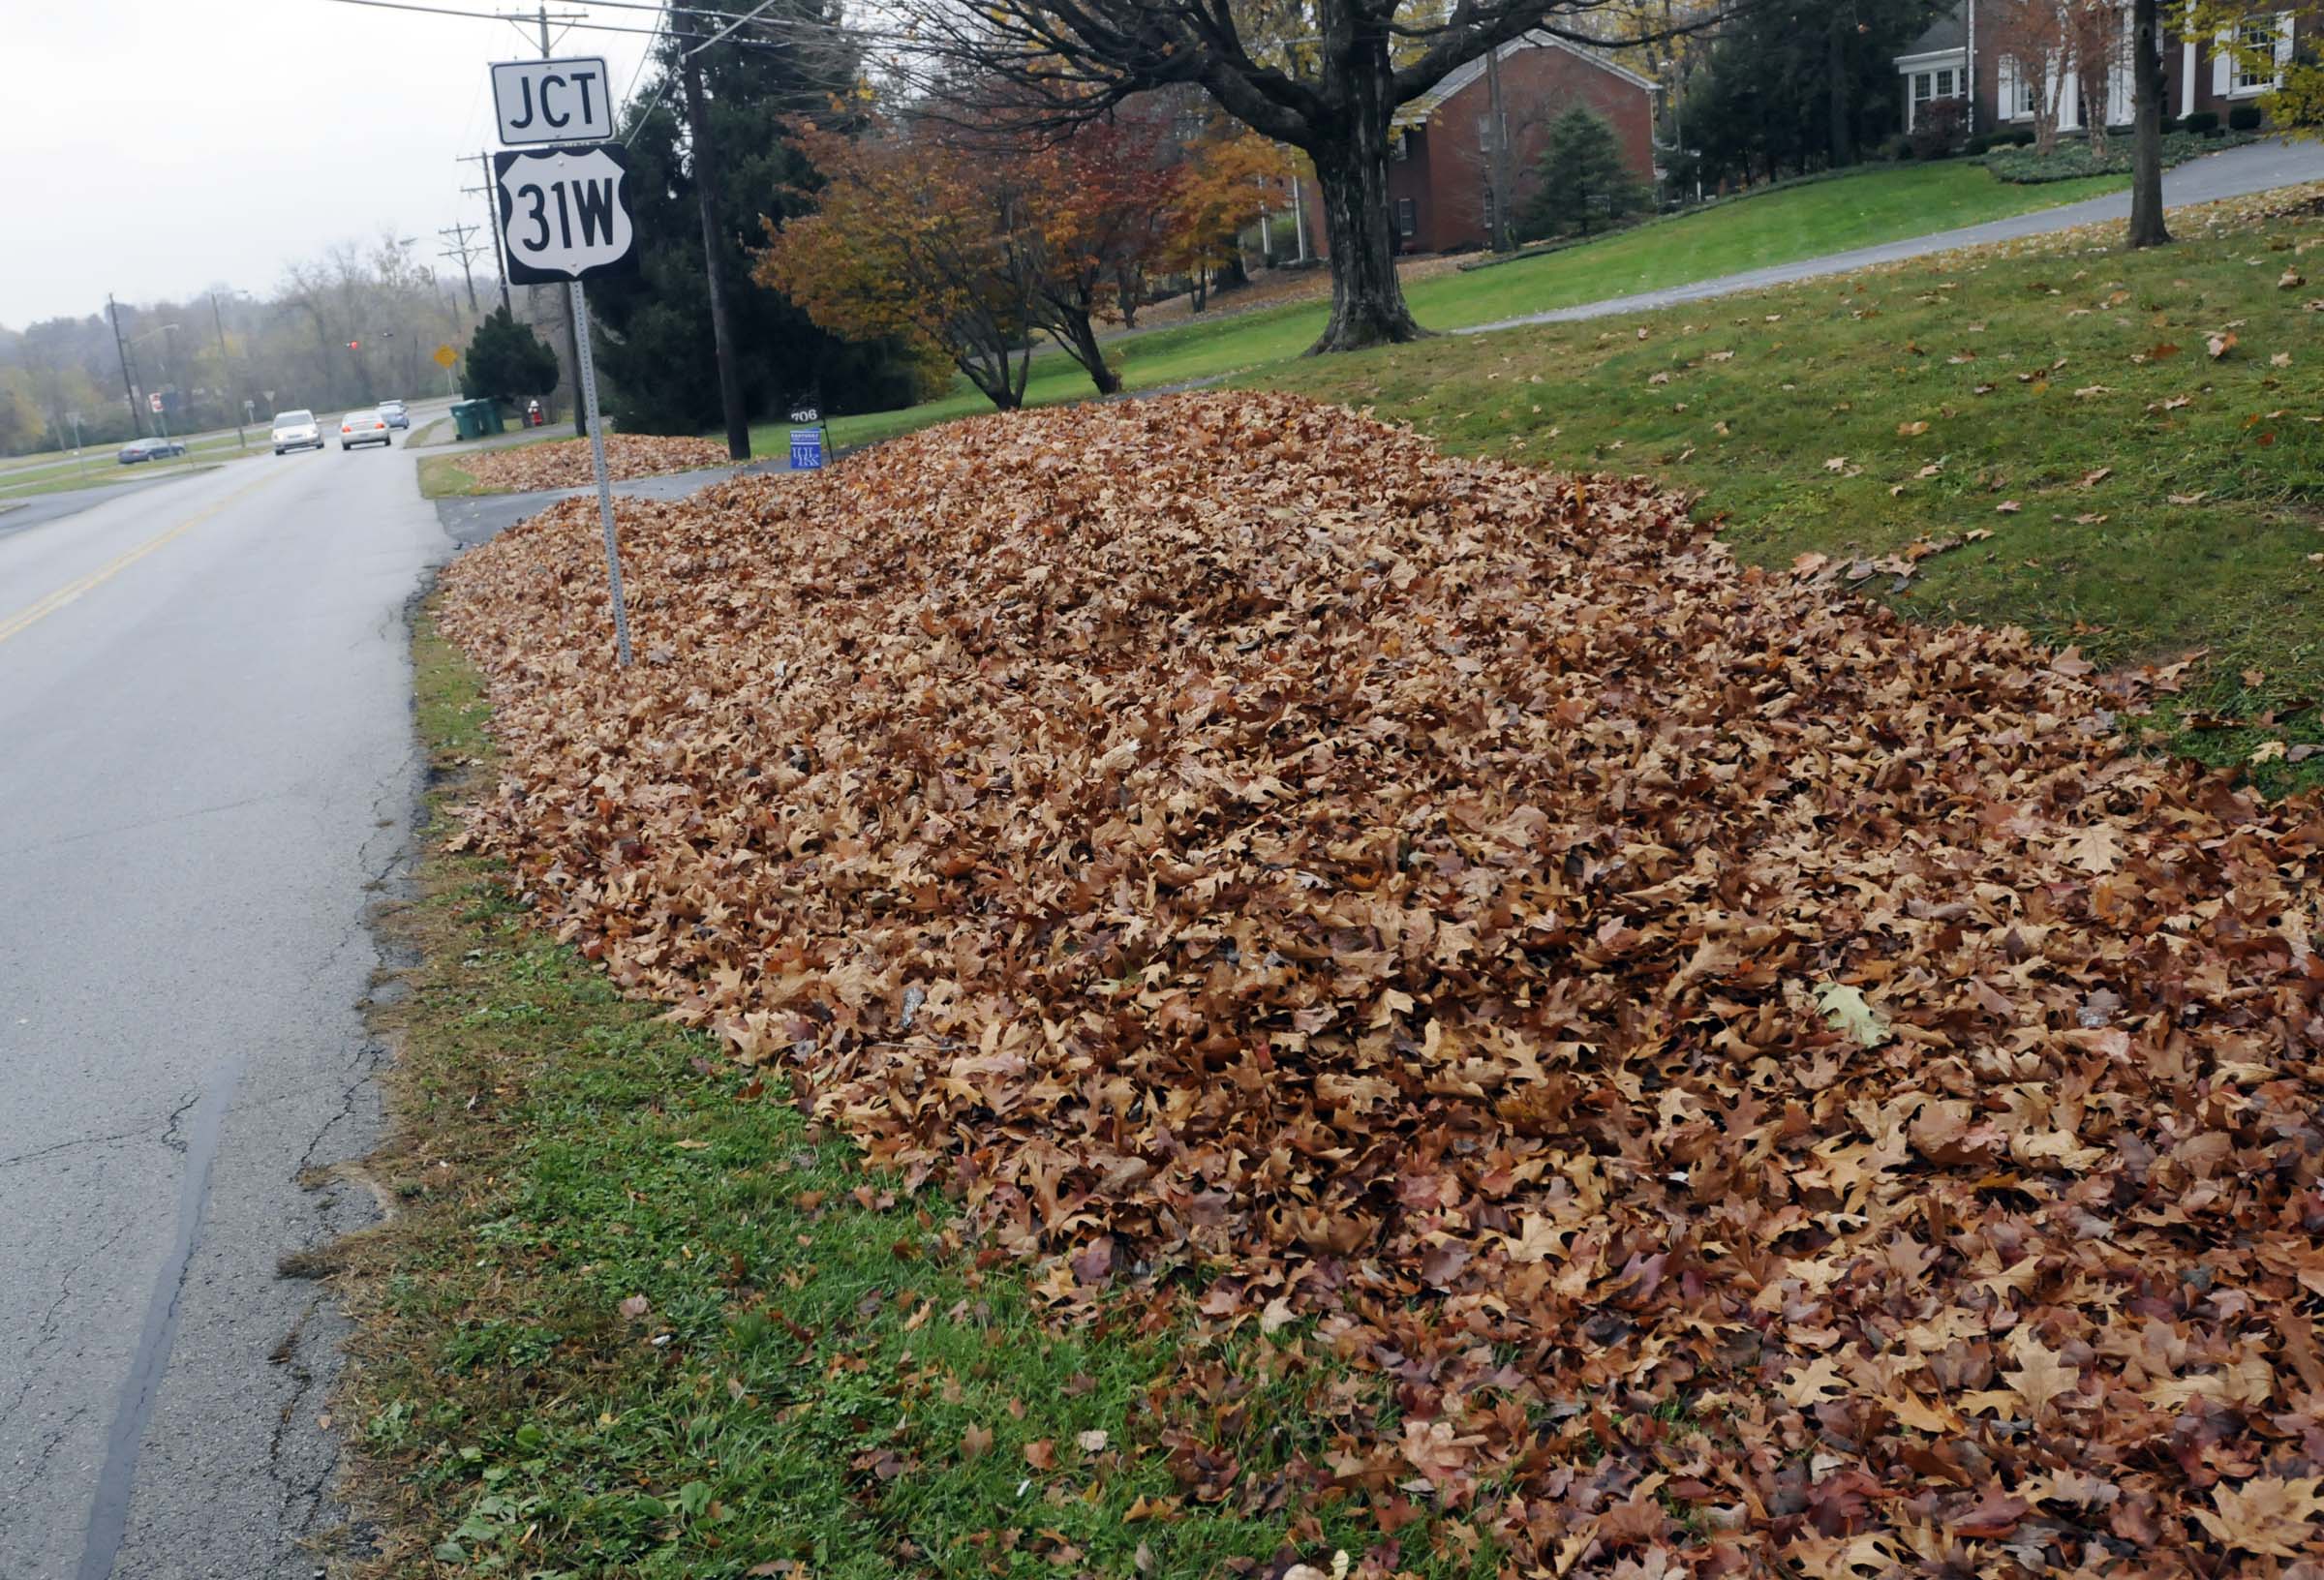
[1828,15,1853,167]
[2128,0,2171,247]
[1048,304,1121,396]
[1307,106,1425,353]
[957,335,1025,410]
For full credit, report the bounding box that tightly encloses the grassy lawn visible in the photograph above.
[0,433,252,499]
[803,161,2126,449]
[1260,190,2324,792]
[414,454,485,499]
[414,430,577,499]
[0,457,227,501]
[0,425,257,481]
[344,615,1490,1579]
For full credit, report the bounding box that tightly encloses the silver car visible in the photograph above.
[271,410,323,454]
[339,410,393,450]
[379,399,411,431]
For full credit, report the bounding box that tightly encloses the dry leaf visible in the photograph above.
[434,391,2324,1576]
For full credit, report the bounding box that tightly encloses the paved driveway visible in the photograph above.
[1463,137,2324,335]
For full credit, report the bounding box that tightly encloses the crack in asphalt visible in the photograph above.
[0,792,293,864]
[0,1215,143,1443]
[158,1088,201,1155]
[0,1125,145,1172]
[3,1403,93,1505]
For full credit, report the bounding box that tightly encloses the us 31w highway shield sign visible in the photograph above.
[494,143,638,285]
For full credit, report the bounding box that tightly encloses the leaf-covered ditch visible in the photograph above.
[436,392,2324,1573]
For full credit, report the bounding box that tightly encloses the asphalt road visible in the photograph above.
[0,433,443,1577]
[1463,136,2324,334]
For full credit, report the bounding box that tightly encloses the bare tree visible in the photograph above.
[895,0,1721,352]
[1988,0,2074,154]
[2067,0,2124,161]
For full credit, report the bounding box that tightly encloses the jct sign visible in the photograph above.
[493,144,637,284]
[490,57,614,145]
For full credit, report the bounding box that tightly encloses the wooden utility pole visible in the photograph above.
[107,295,145,440]
[682,50,751,460]
[438,223,486,313]
[461,151,515,312]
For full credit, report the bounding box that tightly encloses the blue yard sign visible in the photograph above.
[788,427,824,470]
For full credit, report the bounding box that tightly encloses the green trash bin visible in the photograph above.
[477,400,505,435]
[449,400,488,441]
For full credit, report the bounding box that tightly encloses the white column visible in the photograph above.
[2182,2,2197,117]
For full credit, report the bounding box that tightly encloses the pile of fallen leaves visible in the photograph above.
[441,392,2324,1576]
[457,432,731,492]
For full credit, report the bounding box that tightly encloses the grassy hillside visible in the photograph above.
[1261,188,2324,789]
[801,161,2127,450]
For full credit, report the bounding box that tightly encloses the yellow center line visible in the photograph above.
[0,468,289,648]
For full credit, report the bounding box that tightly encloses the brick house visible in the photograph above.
[1300,35,1659,256]
[1896,0,2310,135]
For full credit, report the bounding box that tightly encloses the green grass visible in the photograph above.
[1259,196,2324,793]
[414,454,486,499]
[0,457,227,501]
[413,428,598,497]
[0,430,253,499]
[344,615,1505,1579]
[799,161,2127,450]
[0,424,257,482]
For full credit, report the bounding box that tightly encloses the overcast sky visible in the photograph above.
[0,0,657,328]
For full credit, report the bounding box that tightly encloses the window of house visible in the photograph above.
[2233,15,2288,91]
[1483,185,1497,234]
[1395,198,1418,237]
[1913,72,1934,107]
[1935,67,1957,98]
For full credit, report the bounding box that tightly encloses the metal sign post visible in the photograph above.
[567,278,631,669]
[489,137,640,667]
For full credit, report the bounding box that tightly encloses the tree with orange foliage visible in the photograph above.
[758,115,1169,407]
[1163,120,1299,313]
[758,120,1041,409]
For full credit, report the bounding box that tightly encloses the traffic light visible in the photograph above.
[348,339,361,351]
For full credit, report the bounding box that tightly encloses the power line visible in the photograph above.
[319,0,583,23]
[681,0,782,56]
[618,0,668,106]
[438,222,489,312]
[458,153,514,313]
[313,0,913,49]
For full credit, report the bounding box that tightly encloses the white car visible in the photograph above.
[339,410,393,450]
[271,410,323,454]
